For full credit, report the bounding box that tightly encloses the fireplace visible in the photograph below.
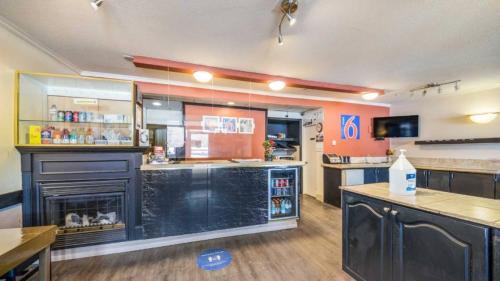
[40,180,128,249]
[19,150,143,249]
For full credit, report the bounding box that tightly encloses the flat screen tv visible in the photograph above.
[373,115,419,138]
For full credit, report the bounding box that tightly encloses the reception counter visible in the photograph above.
[141,160,304,239]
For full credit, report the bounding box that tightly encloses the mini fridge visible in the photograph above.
[268,168,299,220]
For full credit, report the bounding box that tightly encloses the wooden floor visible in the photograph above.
[52,195,352,281]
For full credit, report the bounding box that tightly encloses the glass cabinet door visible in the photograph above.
[16,72,134,146]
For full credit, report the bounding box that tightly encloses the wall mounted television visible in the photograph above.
[373,115,419,138]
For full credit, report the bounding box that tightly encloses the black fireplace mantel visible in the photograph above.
[20,149,144,249]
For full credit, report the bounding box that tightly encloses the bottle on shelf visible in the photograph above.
[69,129,78,144]
[85,128,95,145]
[49,105,58,121]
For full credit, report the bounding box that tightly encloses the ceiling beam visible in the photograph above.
[133,56,384,95]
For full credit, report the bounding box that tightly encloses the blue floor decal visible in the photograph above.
[197,248,232,271]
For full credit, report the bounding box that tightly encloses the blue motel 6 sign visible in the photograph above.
[341,115,360,140]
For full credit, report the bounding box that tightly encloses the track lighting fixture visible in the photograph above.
[276,0,298,45]
[90,0,103,10]
[285,13,296,26]
[410,80,461,97]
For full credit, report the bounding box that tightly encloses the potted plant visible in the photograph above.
[262,140,275,161]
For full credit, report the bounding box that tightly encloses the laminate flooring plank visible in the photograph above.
[52,196,353,281]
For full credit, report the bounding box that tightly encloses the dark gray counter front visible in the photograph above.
[142,166,276,239]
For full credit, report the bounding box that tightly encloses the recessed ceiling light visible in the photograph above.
[193,71,213,83]
[469,113,497,124]
[361,92,379,100]
[268,80,286,91]
[152,101,162,107]
[227,101,235,106]
[90,0,103,10]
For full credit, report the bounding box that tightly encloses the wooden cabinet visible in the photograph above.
[427,170,451,192]
[493,229,500,281]
[363,168,378,184]
[497,175,500,199]
[342,193,392,281]
[392,205,490,281]
[450,172,496,199]
[363,168,389,184]
[324,168,342,207]
[418,169,497,199]
[416,169,428,188]
[342,191,491,281]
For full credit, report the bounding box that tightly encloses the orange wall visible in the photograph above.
[137,82,390,156]
[184,104,266,159]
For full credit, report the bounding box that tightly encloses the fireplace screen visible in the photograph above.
[45,192,125,234]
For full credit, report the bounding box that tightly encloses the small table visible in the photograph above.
[0,226,57,281]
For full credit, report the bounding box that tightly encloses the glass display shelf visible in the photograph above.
[15,72,135,147]
[19,120,132,125]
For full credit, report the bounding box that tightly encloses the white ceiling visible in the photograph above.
[1,0,500,103]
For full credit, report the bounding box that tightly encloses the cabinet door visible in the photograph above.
[364,168,377,184]
[493,229,500,281]
[392,205,490,281]
[496,174,500,199]
[376,168,389,183]
[416,169,428,188]
[450,172,495,199]
[427,170,451,192]
[342,192,392,281]
[324,168,342,207]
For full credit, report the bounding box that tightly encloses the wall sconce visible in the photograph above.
[469,112,498,124]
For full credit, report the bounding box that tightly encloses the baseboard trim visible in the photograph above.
[52,220,297,261]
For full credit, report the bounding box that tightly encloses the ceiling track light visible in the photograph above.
[410,80,461,97]
[90,0,104,10]
[276,0,298,46]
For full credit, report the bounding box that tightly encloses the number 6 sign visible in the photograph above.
[341,115,360,140]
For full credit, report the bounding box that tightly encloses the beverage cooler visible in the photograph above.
[268,168,299,220]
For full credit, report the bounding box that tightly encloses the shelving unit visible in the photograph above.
[414,137,500,145]
[15,72,135,147]
[266,118,301,146]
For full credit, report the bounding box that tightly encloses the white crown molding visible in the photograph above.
[81,71,391,107]
[0,15,81,74]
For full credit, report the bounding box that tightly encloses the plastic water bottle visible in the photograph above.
[389,149,416,195]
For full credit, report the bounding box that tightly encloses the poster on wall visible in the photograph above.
[202,116,220,133]
[341,115,360,140]
[221,117,238,134]
[238,118,255,134]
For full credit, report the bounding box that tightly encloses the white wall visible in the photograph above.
[390,88,500,160]
[0,22,74,228]
[0,23,74,193]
